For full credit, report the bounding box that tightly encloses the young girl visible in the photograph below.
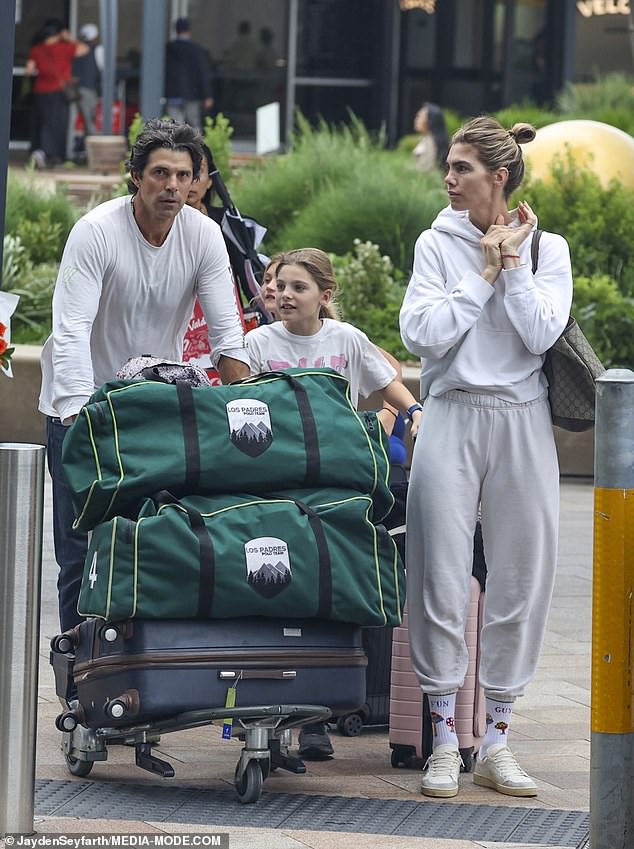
[246,247,422,760]
[258,253,286,319]
[245,247,423,438]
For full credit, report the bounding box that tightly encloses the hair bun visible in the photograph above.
[509,123,537,145]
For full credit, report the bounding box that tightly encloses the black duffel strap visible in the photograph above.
[234,371,320,487]
[176,381,201,494]
[288,497,332,619]
[153,490,215,618]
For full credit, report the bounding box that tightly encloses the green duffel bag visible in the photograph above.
[63,368,393,532]
[77,488,405,627]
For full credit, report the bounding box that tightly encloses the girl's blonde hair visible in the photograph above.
[451,116,536,198]
[277,247,341,321]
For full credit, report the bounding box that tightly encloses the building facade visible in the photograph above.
[10,0,633,150]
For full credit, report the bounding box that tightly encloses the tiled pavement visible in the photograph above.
[23,476,593,849]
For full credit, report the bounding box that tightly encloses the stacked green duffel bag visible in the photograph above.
[65,368,405,627]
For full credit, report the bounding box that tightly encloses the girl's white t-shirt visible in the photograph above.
[245,319,396,407]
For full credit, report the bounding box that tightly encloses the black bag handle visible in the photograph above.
[175,382,202,494]
[233,371,320,487]
[154,490,215,618]
[286,497,332,619]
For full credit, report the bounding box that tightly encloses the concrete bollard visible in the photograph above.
[0,443,46,837]
[591,369,634,849]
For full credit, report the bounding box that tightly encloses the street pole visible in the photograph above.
[0,0,17,288]
[0,443,46,837]
[140,0,167,120]
[591,368,634,849]
[99,0,119,135]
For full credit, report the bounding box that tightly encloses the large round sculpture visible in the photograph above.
[523,120,634,189]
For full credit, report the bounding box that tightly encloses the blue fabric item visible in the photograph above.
[392,412,406,439]
[388,413,407,464]
[389,435,407,465]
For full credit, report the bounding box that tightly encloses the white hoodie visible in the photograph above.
[399,206,573,403]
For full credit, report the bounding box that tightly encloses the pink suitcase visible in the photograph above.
[389,575,486,772]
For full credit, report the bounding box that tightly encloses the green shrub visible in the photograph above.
[330,240,410,360]
[231,113,387,243]
[557,72,634,116]
[269,153,446,275]
[572,275,634,369]
[2,234,29,291]
[5,172,78,263]
[521,155,634,297]
[556,73,634,136]
[492,104,559,131]
[16,211,63,266]
[5,262,58,345]
[203,112,234,181]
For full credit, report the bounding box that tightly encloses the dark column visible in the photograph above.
[380,0,402,147]
[140,0,168,120]
[99,0,118,134]
[0,0,17,288]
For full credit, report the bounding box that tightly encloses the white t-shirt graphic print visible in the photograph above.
[245,319,396,407]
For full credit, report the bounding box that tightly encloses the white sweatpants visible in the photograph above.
[406,389,559,701]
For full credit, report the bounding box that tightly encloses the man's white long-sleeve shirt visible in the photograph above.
[399,206,573,402]
[39,195,248,422]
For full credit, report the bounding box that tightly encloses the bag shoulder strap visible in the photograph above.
[531,228,543,275]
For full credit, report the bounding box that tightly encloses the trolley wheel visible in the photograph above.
[65,753,93,777]
[56,711,78,733]
[337,713,364,737]
[234,760,263,804]
[50,634,75,654]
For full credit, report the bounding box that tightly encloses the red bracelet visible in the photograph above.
[502,254,520,259]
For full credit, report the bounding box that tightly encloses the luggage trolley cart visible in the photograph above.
[54,701,331,805]
[50,617,367,804]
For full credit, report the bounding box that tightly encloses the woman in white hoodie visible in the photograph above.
[399,116,572,800]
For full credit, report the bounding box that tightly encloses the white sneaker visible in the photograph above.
[474,744,538,797]
[420,744,462,798]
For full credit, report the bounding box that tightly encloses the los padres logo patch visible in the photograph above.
[245,536,291,598]
[226,399,272,457]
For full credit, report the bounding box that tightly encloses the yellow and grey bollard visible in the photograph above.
[591,369,634,849]
[0,443,46,837]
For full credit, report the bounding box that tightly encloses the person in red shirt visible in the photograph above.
[25,18,88,168]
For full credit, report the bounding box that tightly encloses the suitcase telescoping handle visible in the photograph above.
[219,669,297,680]
[232,370,320,488]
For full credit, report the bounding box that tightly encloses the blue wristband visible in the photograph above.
[407,403,423,422]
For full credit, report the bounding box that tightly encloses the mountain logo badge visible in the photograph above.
[245,536,292,598]
[226,399,273,457]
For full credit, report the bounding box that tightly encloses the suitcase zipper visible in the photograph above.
[74,647,367,680]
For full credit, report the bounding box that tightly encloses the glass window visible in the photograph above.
[296,0,380,78]
[403,9,437,71]
[511,0,547,103]
[452,0,486,69]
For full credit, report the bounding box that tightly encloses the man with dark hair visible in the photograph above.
[39,118,249,634]
[165,17,213,130]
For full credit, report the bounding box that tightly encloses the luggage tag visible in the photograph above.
[222,671,242,740]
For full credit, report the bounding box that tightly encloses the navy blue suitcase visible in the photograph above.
[54,617,367,730]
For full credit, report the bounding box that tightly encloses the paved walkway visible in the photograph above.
[26,476,593,849]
